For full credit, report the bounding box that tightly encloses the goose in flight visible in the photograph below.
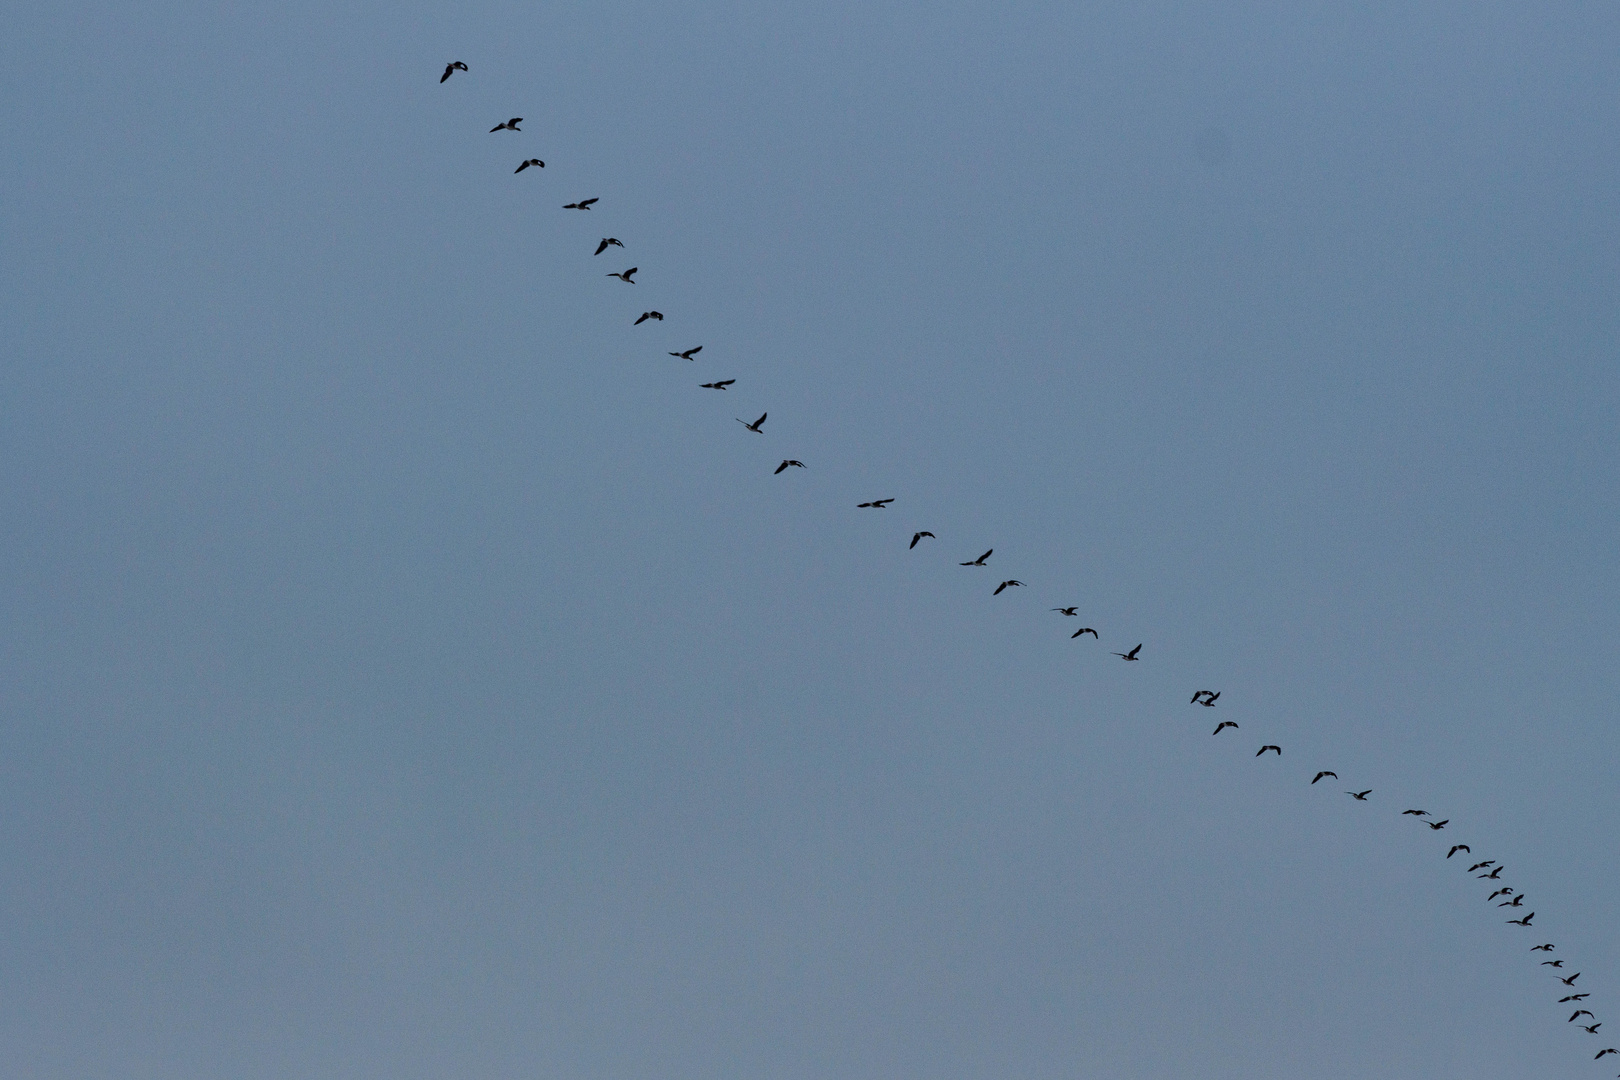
[1487,888,1513,901]
[607,267,637,283]
[634,311,663,325]
[1402,809,1429,816]
[1595,1048,1617,1059]
[1534,944,1557,952]
[910,531,935,549]
[1468,861,1495,873]
[1312,771,1337,784]
[1574,1011,1598,1022]
[1191,690,1218,705]
[669,346,702,360]
[857,499,894,508]
[594,238,624,255]
[1543,960,1564,967]
[441,61,468,82]
[1480,865,1505,879]
[1425,819,1450,830]
[1112,644,1142,661]
[515,158,544,172]
[1507,912,1536,926]
[490,118,522,132]
[774,460,805,474]
[1071,627,1098,638]
[1053,607,1079,616]
[960,549,993,566]
[699,380,734,390]
[1197,692,1220,706]
[1256,744,1281,757]
[1560,972,1582,986]
[1212,721,1238,735]
[993,580,1024,595]
[1562,995,1591,1003]
[1499,894,1525,908]
[1346,789,1372,800]
[564,198,599,209]
[736,413,767,433]
[1447,845,1470,858]
[1582,1025,1603,1035]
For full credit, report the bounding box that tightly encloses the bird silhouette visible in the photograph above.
[633,311,663,325]
[736,413,767,433]
[490,118,522,132]
[564,198,599,209]
[1488,888,1513,901]
[993,580,1024,595]
[960,549,993,566]
[515,159,544,172]
[1534,944,1557,952]
[1543,960,1565,967]
[1562,995,1591,1003]
[669,347,702,360]
[1213,721,1238,735]
[1191,690,1220,705]
[1402,809,1430,816]
[1561,973,1582,986]
[1595,1048,1617,1059]
[1508,912,1536,926]
[910,531,935,549]
[1468,861,1495,872]
[1346,790,1372,800]
[1583,1025,1603,1035]
[1574,1011,1598,1022]
[1498,894,1525,907]
[1426,819,1449,830]
[594,238,624,255]
[1256,745,1281,757]
[1480,866,1505,879]
[774,460,805,474]
[1113,644,1143,661]
[1053,607,1079,616]
[1071,627,1099,639]
[857,499,895,508]
[441,61,468,82]
[700,380,734,390]
[1312,771,1337,784]
[1198,692,1220,706]
[1447,845,1470,858]
[607,267,637,283]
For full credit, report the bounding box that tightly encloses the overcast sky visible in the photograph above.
[2,1,1618,1077]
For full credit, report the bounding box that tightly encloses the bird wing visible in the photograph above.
[581,198,598,206]
[441,66,453,82]
[754,413,767,427]
[775,462,788,474]
[596,240,609,255]
[993,582,1007,595]
[1127,644,1141,658]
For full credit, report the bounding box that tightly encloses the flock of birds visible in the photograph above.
[440,58,1608,1071]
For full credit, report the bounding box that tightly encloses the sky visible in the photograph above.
[2,0,1618,1077]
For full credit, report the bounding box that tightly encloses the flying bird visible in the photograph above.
[515,159,544,172]
[669,346,702,360]
[1191,690,1220,705]
[699,380,735,390]
[1480,866,1505,879]
[1346,789,1372,800]
[993,580,1024,595]
[960,550,993,566]
[1583,1025,1603,1035]
[1534,944,1557,952]
[1402,809,1430,816]
[1574,1011,1598,1022]
[440,61,467,82]
[1256,745,1281,757]
[1562,995,1591,1003]
[857,499,895,508]
[1312,771,1337,784]
[1426,819,1450,830]
[736,413,767,433]
[1561,973,1582,986]
[1487,888,1513,901]
[1508,912,1536,926]
[1213,721,1238,735]
[1543,961,1565,967]
[1071,627,1099,638]
[490,118,522,132]
[910,531,935,549]
[633,311,663,325]
[594,238,624,255]
[1499,894,1525,908]
[1053,607,1079,616]
[564,198,599,209]
[1198,692,1220,706]
[1113,644,1143,661]
[1468,861,1495,873]
[1447,845,1470,858]
[774,460,805,474]
[1595,1048,1617,1059]
[606,267,637,283]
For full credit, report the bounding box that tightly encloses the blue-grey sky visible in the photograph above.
[3,1,1617,1077]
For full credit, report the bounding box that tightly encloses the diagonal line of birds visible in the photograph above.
[440,60,1607,1074]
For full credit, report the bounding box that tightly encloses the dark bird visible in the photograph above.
[1574,1011,1598,1022]
[564,198,599,209]
[594,238,624,255]
[1508,912,1536,926]
[515,159,544,172]
[1561,973,1582,987]
[607,267,637,283]
[440,61,467,82]
[490,118,522,132]
[1596,1048,1617,1059]
[699,380,735,390]
[1213,721,1238,736]
[1053,607,1079,616]
[1499,894,1525,908]
[857,499,895,509]
[910,531,935,549]
[1543,961,1565,968]
[1481,866,1505,879]
[1583,1025,1603,1035]
[1113,644,1143,661]
[736,413,767,433]
[1447,845,1470,858]
[1562,995,1591,1003]
[1071,627,1099,638]
[1534,944,1557,952]
[1468,862,1495,873]
[1487,888,1513,901]
[1192,690,1215,704]
[1402,809,1430,816]
[633,311,664,325]
[1346,789,1372,800]
[1312,771,1337,784]
[993,580,1024,595]
[1198,692,1221,706]
[1426,819,1450,830]
[774,460,804,474]
[1256,745,1281,756]
[669,346,702,360]
[960,549,993,566]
